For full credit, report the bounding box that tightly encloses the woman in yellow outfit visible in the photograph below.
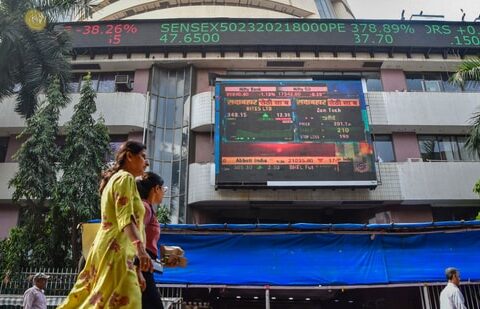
[58,141,153,309]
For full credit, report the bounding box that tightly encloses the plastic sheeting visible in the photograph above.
[157,229,480,286]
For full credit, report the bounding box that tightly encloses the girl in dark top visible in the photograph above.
[136,172,168,309]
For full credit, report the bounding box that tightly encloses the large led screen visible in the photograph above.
[214,80,377,188]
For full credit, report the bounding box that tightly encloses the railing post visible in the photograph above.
[265,285,270,309]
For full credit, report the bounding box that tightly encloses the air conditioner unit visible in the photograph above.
[114,74,132,90]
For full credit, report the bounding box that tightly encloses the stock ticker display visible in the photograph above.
[61,19,480,50]
[214,80,378,188]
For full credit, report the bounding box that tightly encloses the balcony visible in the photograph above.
[0,92,147,135]
[189,91,480,134]
[188,161,480,206]
[191,92,214,132]
[366,92,480,133]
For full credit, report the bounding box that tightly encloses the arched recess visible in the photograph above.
[92,0,315,20]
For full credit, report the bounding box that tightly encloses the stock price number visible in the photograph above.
[160,32,220,44]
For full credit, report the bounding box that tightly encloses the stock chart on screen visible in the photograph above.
[214,80,377,188]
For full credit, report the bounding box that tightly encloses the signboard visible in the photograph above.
[60,19,480,51]
[214,80,377,188]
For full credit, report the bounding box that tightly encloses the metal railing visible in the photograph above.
[0,268,77,296]
[420,282,480,309]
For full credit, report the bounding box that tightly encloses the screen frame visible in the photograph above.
[214,78,378,189]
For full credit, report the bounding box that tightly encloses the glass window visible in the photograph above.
[68,74,81,93]
[107,135,128,162]
[148,67,192,223]
[315,0,335,18]
[365,77,383,91]
[457,136,480,161]
[149,95,158,126]
[0,137,9,162]
[405,73,424,92]
[165,99,176,128]
[441,73,462,92]
[160,129,173,161]
[80,73,99,91]
[170,196,179,223]
[175,97,184,127]
[418,136,440,161]
[156,97,166,128]
[176,70,185,97]
[463,80,480,92]
[184,68,191,95]
[180,159,187,192]
[158,70,168,96]
[418,135,480,161]
[423,73,442,92]
[98,73,116,92]
[173,128,182,160]
[167,71,177,97]
[182,96,190,126]
[154,127,163,161]
[181,127,189,158]
[171,160,180,196]
[373,135,395,162]
[178,195,185,224]
[161,162,172,193]
[437,136,460,161]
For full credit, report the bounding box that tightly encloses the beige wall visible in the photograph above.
[194,133,214,163]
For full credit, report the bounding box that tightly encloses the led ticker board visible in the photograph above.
[60,19,480,51]
[214,80,377,188]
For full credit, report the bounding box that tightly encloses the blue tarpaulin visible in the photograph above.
[156,222,480,286]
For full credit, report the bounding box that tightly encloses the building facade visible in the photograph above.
[1,1,480,306]
[1,0,479,229]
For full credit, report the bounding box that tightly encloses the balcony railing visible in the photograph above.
[188,161,480,205]
[0,92,147,134]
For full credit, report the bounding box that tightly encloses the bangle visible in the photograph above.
[132,240,142,246]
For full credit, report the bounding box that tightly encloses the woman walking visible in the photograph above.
[58,140,153,308]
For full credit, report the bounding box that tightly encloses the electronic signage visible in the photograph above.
[214,80,377,188]
[60,19,480,51]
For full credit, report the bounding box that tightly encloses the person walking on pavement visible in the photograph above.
[23,272,49,309]
[440,267,467,309]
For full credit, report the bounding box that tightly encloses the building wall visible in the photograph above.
[392,133,421,162]
[380,69,407,92]
[0,204,19,239]
[194,133,214,163]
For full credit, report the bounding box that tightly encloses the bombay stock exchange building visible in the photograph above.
[1,0,480,308]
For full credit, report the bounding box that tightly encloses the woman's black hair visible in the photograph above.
[136,172,164,200]
[100,140,146,193]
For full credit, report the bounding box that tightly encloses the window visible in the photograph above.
[407,72,480,92]
[423,73,443,92]
[314,0,335,18]
[0,137,9,162]
[441,73,462,92]
[107,135,128,162]
[68,72,134,93]
[419,136,439,161]
[405,73,425,92]
[373,135,395,162]
[97,73,116,93]
[457,136,480,161]
[364,73,383,91]
[418,135,479,161]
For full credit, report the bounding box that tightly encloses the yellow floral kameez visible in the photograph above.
[58,170,145,309]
